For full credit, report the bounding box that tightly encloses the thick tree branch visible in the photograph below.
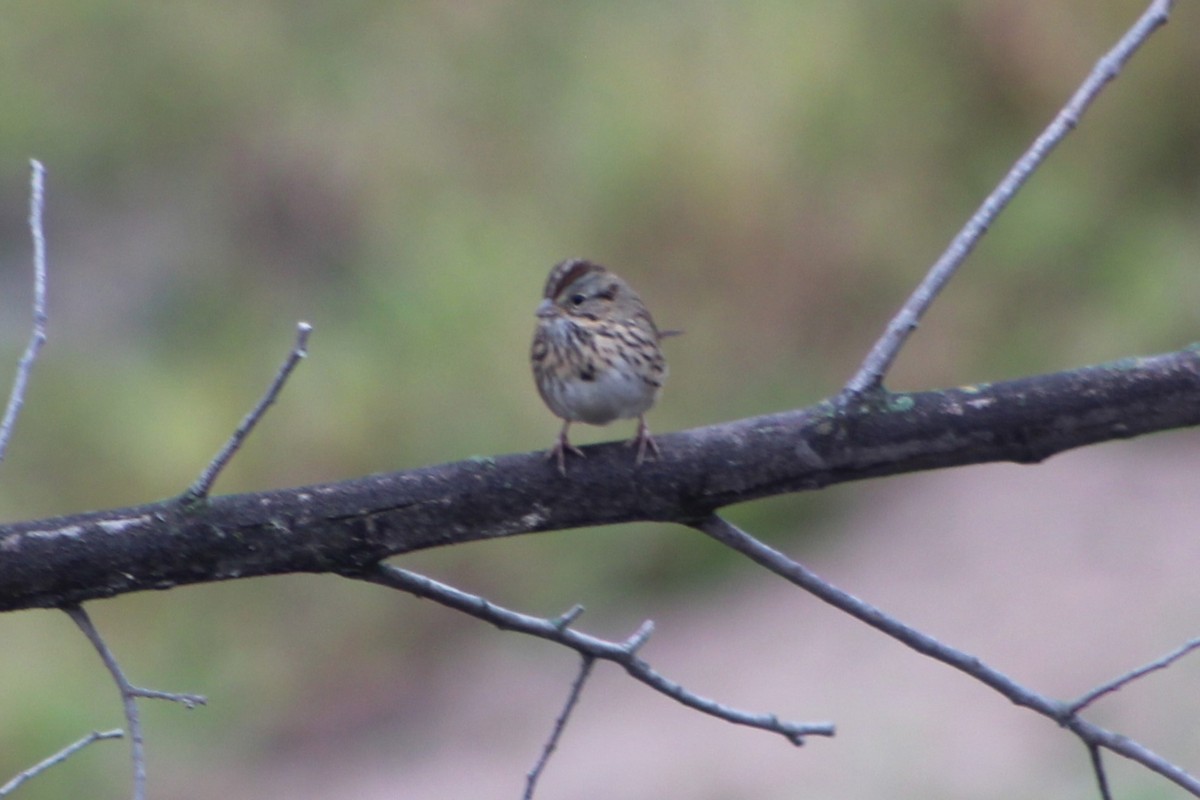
[0,345,1198,612]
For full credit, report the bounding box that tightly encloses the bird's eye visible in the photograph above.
[569,293,586,305]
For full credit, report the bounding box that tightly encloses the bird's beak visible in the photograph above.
[536,299,557,319]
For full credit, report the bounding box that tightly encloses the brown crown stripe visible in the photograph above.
[545,258,606,299]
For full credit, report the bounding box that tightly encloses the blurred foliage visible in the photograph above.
[0,1,1196,796]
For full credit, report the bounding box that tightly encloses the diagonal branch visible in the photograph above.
[841,0,1175,399]
[524,655,595,800]
[182,321,313,503]
[1067,635,1200,715]
[0,159,50,465]
[0,729,123,797]
[693,514,1200,796]
[357,563,835,745]
[693,515,1063,717]
[1088,743,1113,800]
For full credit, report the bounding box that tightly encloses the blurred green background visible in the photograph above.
[0,1,1197,798]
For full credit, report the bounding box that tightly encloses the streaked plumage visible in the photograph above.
[531,258,668,474]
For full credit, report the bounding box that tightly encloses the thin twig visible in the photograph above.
[1088,743,1113,800]
[182,321,312,502]
[358,563,835,744]
[1067,635,1200,714]
[694,514,1200,796]
[841,0,1175,399]
[0,159,50,464]
[66,605,146,800]
[64,605,206,800]
[694,515,1060,714]
[524,655,595,800]
[0,729,123,797]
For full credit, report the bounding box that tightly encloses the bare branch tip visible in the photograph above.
[0,728,125,797]
[623,620,655,653]
[294,321,313,355]
[552,604,585,630]
[28,160,45,229]
[131,689,207,710]
[178,694,207,710]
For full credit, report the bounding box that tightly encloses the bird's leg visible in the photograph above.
[627,415,661,465]
[547,420,585,475]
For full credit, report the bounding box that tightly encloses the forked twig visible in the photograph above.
[64,605,206,800]
[0,159,50,464]
[358,563,835,745]
[841,0,1175,399]
[0,729,123,797]
[694,514,1200,796]
[524,655,595,799]
[182,321,312,502]
[1067,635,1200,714]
